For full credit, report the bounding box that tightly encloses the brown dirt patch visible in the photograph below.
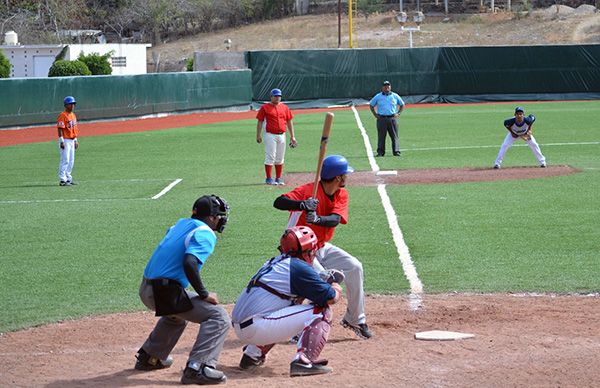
[285,165,579,187]
[1,294,598,387]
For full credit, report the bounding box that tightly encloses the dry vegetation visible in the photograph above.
[149,5,600,71]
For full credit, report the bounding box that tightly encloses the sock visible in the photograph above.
[265,165,272,179]
[275,164,283,179]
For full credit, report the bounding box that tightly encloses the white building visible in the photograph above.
[1,32,151,78]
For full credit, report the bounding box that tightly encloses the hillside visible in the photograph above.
[148,5,600,71]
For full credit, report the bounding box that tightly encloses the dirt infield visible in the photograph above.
[1,294,598,387]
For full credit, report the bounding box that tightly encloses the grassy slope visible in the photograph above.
[0,101,599,332]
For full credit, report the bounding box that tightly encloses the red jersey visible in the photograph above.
[256,102,293,134]
[57,111,78,139]
[284,182,348,247]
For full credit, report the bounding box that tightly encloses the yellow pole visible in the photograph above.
[348,0,353,48]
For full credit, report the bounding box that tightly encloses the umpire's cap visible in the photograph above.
[321,155,354,180]
[193,195,229,218]
[271,88,282,97]
[515,106,525,113]
[382,80,391,86]
[63,96,76,105]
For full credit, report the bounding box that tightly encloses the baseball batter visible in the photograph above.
[494,106,546,169]
[256,88,297,185]
[57,96,79,186]
[273,155,373,339]
[231,226,342,377]
[136,195,231,385]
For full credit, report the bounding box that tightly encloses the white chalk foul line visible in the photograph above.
[151,178,182,200]
[351,105,423,309]
[404,141,600,152]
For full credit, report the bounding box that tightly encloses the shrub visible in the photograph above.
[0,51,10,78]
[186,57,194,71]
[78,52,113,75]
[48,60,92,77]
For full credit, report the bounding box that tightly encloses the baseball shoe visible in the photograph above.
[393,151,401,156]
[239,353,265,371]
[181,363,226,385]
[265,178,275,185]
[341,319,373,339]
[134,348,173,371]
[493,164,500,169]
[290,359,332,377]
[540,163,546,168]
[67,180,77,185]
[275,178,285,185]
[375,153,385,157]
[59,181,68,186]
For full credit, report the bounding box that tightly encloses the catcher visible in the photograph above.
[493,106,547,169]
[231,226,343,377]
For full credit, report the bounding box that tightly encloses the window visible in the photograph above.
[111,56,126,67]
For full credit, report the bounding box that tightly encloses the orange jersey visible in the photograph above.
[57,111,78,139]
[256,102,293,134]
[283,182,348,247]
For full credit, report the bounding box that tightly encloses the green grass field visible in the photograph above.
[1,101,599,332]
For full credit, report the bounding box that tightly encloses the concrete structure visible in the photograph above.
[0,42,151,78]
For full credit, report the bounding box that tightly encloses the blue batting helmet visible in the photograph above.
[514,106,524,113]
[270,88,282,97]
[64,96,76,105]
[321,155,354,180]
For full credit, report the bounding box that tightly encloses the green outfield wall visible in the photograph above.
[0,70,252,128]
[248,45,600,102]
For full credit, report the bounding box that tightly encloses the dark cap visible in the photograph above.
[515,106,524,113]
[192,195,229,218]
[382,80,391,86]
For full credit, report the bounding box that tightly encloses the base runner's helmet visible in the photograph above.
[192,195,230,233]
[321,155,354,180]
[279,226,318,264]
[63,96,76,105]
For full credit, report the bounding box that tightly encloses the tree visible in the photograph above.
[78,51,113,75]
[48,60,92,76]
[0,50,10,78]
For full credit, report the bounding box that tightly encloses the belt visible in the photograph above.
[380,115,395,118]
[234,318,253,329]
[148,278,181,287]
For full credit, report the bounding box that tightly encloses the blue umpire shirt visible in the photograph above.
[369,91,405,116]
[144,218,217,288]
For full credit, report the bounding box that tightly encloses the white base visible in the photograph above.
[376,170,398,176]
[414,330,475,341]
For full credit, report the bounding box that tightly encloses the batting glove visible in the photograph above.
[305,211,320,224]
[300,198,319,211]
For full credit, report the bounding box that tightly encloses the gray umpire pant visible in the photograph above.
[313,243,366,325]
[138,277,230,368]
[376,116,400,155]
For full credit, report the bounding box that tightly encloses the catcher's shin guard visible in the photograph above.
[297,306,332,362]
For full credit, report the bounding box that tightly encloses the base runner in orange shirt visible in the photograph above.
[273,155,372,339]
[57,96,79,186]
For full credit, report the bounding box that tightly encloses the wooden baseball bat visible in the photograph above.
[312,112,334,198]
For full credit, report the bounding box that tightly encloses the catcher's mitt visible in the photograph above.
[319,269,345,284]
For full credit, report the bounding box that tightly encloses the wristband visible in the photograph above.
[59,136,64,143]
[73,138,78,142]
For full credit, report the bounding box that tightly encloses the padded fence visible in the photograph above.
[248,45,600,102]
[0,70,252,128]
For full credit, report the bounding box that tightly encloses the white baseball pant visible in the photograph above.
[263,131,286,165]
[58,139,76,182]
[494,133,546,167]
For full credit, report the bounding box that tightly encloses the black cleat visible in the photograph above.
[239,353,265,371]
[393,152,401,156]
[290,359,332,377]
[341,319,373,339]
[134,348,173,371]
[181,363,226,385]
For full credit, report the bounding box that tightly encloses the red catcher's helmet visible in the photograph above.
[279,226,318,264]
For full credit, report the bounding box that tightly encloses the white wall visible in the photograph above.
[66,43,151,75]
[0,43,151,78]
[0,45,64,78]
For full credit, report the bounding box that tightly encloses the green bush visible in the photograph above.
[78,52,113,75]
[186,57,194,71]
[0,50,11,78]
[48,60,92,77]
